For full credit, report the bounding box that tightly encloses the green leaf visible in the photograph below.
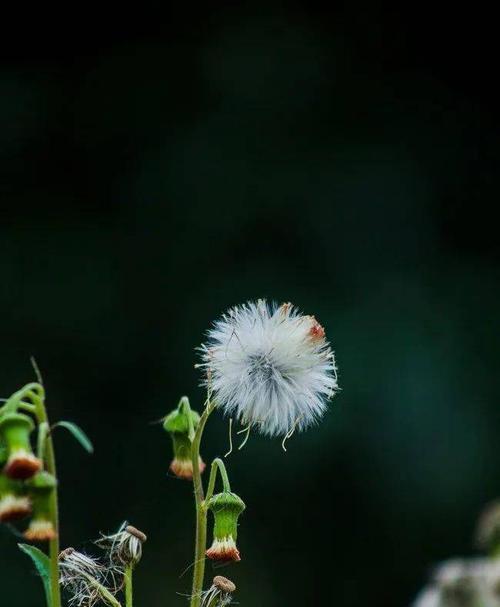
[53,421,94,454]
[18,543,52,606]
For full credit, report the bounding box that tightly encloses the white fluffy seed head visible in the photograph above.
[198,300,338,437]
[59,549,120,607]
[412,558,500,607]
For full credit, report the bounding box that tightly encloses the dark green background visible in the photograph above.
[1,3,499,606]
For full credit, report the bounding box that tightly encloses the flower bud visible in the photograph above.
[0,412,42,480]
[206,491,245,562]
[0,472,32,522]
[24,471,57,541]
[163,398,205,480]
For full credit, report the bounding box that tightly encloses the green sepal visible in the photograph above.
[163,397,201,437]
[27,471,57,491]
[171,433,192,462]
[207,491,246,540]
[0,413,35,454]
[0,472,26,498]
[52,421,94,454]
[18,543,52,606]
[26,472,57,520]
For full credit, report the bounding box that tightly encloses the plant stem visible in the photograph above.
[79,571,123,607]
[125,564,134,607]
[205,458,231,503]
[26,384,61,607]
[190,401,215,607]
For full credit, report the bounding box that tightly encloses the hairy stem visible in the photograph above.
[190,401,215,607]
[125,564,133,607]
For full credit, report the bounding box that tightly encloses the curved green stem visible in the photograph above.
[125,564,134,607]
[205,458,231,504]
[190,401,215,607]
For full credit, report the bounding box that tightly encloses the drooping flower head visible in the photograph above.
[24,471,57,542]
[0,473,32,522]
[206,491,245,562]
[163,397,205,480]
[199,300,338,437]
[0,412,42,480]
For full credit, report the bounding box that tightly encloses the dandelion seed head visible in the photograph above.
[59,548,118,607]
[59,548,104,578]
[412,588,441,607]
[412,558,500,607]
[476,500,500,552]
[199,300,338,437]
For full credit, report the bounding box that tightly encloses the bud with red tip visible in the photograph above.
[206,491,245,562]
[163,397,205,480]
[0,445,32,522]
[0,412,42,480]
[24,471,57,541]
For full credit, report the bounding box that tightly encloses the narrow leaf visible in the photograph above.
[18,543,52,606]
[53,421,94,454]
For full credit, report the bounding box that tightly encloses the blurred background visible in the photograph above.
[1,2,499,606]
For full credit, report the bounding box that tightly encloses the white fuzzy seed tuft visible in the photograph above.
[198,300,338,437]
[59,548,121,607]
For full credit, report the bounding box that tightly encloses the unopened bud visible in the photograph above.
[163,397,205,480]
[0,472,32,522]
[24,471,57,541]
[0,413,42,480]
[206,491,245,562]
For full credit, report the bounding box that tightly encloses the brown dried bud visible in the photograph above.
[213,576,236,593]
